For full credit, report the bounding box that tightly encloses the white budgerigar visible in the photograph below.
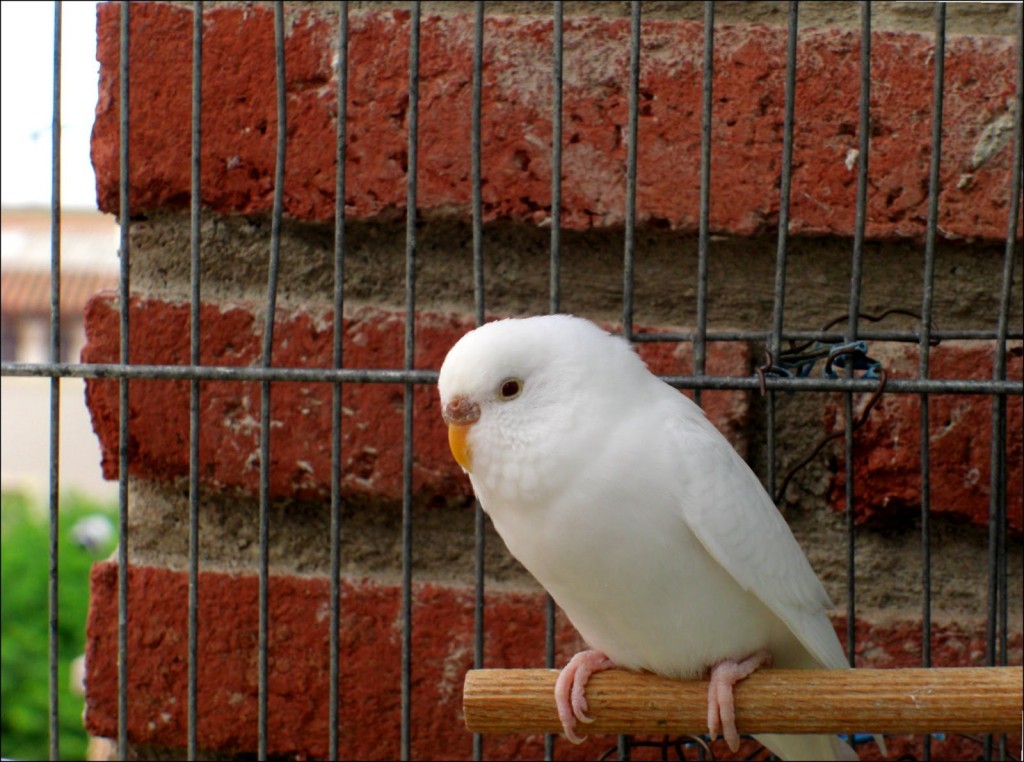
[438,315,866,761]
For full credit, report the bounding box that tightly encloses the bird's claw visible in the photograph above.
[706,650,772,752]
[554,650,614,744]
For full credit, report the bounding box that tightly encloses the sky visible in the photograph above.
[1,1,100,210]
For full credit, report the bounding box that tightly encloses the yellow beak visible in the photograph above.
[448,423,473,472]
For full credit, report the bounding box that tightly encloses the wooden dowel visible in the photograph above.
[464,667,1022,736]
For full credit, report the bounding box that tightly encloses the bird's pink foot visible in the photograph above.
[553,650,615,744]
[707,650,772,752]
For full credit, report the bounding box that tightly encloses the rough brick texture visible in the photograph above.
[92,3,1021,242]
[80,295,751,502]
[85,563,581,761]
[826,344,1024,533]
[81,3,1022,760]
[85,562,1023,761]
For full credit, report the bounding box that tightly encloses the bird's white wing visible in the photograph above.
[667,404,850,671]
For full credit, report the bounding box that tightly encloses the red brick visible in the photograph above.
[825,344,1023,533]
[80,296,750,501]
[92,3,1020,243]
[81,298,466,502]
[84,562,1021,760]
[83,562,567,759]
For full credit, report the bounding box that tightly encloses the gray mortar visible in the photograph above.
[167,2,1022,40]
[124,472,1023,628]
[311,1,1022,37]
[169,0,1021,35]
[124,476,532,586]
[127,213,1022,336]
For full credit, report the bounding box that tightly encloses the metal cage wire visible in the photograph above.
[1,1,1022,761]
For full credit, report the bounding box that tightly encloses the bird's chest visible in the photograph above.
[484,480,778,678]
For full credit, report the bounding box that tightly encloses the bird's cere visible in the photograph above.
[442,396,481,426]
[443,396,480,472]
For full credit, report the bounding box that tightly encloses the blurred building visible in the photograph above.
[1,207,119,502]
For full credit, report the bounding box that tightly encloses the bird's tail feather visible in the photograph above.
[754,733,859,761]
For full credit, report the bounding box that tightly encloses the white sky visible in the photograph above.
[1,1,100,210]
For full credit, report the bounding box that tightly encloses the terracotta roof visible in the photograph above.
[1,269,119,317]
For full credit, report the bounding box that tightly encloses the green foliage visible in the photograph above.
[1,491,118,761]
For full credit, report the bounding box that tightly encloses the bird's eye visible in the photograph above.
[498,378,523,400]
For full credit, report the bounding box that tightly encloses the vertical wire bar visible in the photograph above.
[470,4,486,760]
[769,1,799,364]
[846,0,869,345]
[258,4,287,759]
[401,4,421,759]
[989,7,1022,760]
[544,4,561,757]
[618,5,642,759]
[550,0,563,315]
[187,2,203,760]
[621,0,641,341]
[330,5,349,760]
[840,382,856,666]
[843,0,871,680]
[766,1,799,502]
[48,4,62,758]
[999,0,1023,684]
[472,2,485,328]
[545,5,563,759]
[617,734,631,762]
[918,5,945,759]
[117,3,131,757]
[693,0,714,410]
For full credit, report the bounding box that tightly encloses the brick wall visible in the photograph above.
[81,3,1022,760]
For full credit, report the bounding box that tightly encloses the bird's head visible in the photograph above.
[438,315,649,499]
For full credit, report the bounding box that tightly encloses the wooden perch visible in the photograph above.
[464,667,1022,736]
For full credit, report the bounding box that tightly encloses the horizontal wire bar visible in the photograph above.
[655,375,1021,394]
[630,329,1024,343]
[1,362,439,384]
[3,361,1020,395]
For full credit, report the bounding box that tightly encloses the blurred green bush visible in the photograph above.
[1,491,117,760]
